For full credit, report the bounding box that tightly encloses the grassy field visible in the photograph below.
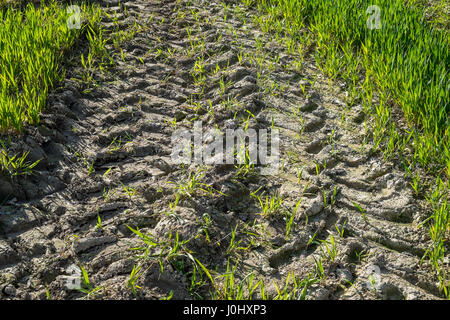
[0,0,105,177]
[253,0,449,175]
[0,0,101,132]
[251,0,449,297]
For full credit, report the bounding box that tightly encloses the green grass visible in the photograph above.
[0,0,102,132]
[0,142,41,177]
[77,264,102,299]
[420,177,449,297]
[127,226,216,297]
[254,0,449,176]
[407,0,450,32]
[212,260,318,300]
[252,0,449,299]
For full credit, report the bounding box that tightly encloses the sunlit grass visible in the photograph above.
[252,0,449,298]
[255,0,449,176]
[0,0,101,132]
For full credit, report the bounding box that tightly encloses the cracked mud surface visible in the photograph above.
[0,0,446,300]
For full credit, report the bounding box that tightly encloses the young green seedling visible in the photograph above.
[353,201,367,222]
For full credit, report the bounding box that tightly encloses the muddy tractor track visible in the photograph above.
[0,0,446,300]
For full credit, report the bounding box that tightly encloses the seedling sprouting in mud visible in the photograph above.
[252,191,283,218]
[319,234,338,262]
[352,201,368,222]
[96,213,102,230]
[314,161,321,175]
[225,224,256,256]
[121,183,136,200]
[74,151,98,176]
[165,116,178,129]
[284,198,302,238]
[213,62,221,75]
[299,81,307,97]
[103,167,112,177]
[340,111,348,127]
[354,249,371,263]
[0,148,41,178]
[77,265,102,299]
[197,213,212,243]
[119,48,127,62]
[368,274,377,293]
[301,181,312,199]
[410,172,421,197]
[213,260,259,300]
[226,225,239,256]
[108,134,133,154]
[286,150,301,166]
[331,186,338,206]
[219,76,232,97]
[207,100,216,118]
[335,220,347,238]
[79,51,96,85]
[272,272,297,300]
[163,193,183,222]
[237,49,245,65]
[103,186,115,202]
[420,177,449,296]
[313,257,325,280]
[172,170,214,199]
[244,110,256,129]
[87,161,95,176]
[166,47,176,59]
[294,168,303,185]
[307,231,318,247]
[234,145,256,179]
[128,264,143,297]
[192,55,205,79]
[160,291,174,300]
